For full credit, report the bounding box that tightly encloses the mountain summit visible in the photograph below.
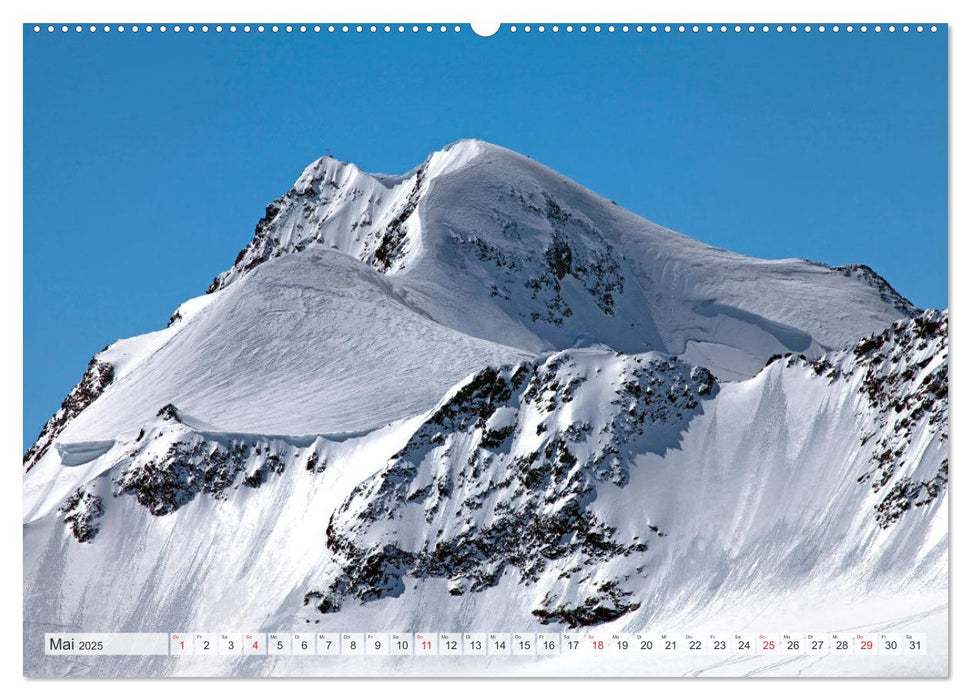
[25,140,916,471]
[208,139,915,374]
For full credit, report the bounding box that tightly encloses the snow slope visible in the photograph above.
[22,141,943,677]
[23,312,947,677]
[24,249,526,490]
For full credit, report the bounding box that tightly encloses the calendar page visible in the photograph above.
[22,16,948,679]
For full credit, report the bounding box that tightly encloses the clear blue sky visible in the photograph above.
[23,25,947,450]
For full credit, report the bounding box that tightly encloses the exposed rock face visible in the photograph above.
[207,199,295,294]
[833,264,920,317]
[58,487,104,543]
[24,358,115,472]
[306,350,717,626]
[472,188,627,327]
[768,310,950,529]
[847,310,948,527]
[206,158,429,294]
[111,408,297,518]
[368,167,424,272]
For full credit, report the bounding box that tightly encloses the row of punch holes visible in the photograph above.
[32,24,940,35]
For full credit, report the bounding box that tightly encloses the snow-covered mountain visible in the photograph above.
[23,140,945,677]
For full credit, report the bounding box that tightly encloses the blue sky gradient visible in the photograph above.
[23,24,947,449]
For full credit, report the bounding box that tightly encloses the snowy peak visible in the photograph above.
[23,135,947,677]
[199,139,916,381]
[24,140,923,481]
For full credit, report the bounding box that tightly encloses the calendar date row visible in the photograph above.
[46,632,927,657]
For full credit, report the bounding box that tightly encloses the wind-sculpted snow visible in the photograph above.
[22,251,527,453]
[308,350,717,626]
